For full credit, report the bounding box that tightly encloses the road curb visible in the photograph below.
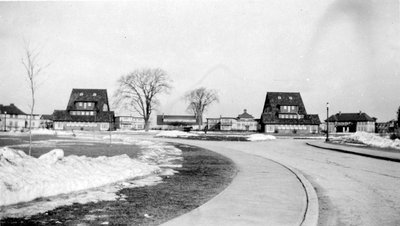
[306,142,400,163]
[266,160,319,226]
[288,167,319,226]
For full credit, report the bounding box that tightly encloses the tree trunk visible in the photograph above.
[144,118,150,132]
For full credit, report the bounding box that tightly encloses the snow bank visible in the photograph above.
[0,147,160,206]
[337,132,400,150]
[155,130,199,138]
[247,134,276,141]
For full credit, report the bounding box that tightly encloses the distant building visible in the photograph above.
[52,89,115,131]
[260,92,321,134]
[206,109,258,131]
[40,114,54,129]
[326,112,376,133]
[115,116,145,130]
[376,120,398,134]
[156,114,198,130]
[0,103,42,131]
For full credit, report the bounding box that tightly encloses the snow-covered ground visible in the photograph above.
[246,134,276,141]
[333,132,400,150]
[0,130,183,218]
[155,130,199,138]
[0,147,159,207]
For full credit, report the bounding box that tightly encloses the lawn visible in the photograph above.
[1,135,237,225]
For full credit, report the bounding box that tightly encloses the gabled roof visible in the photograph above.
[40,114,54,120]
[0,104,26,115]
[262,92,307,115]
[53,110,114,122]
[326,112,375,122]
[66,89,110,111]
[237,109,254,119]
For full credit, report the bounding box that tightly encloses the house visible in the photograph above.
[0,103,42,131]
[206,109,258,131]
[260,92,321,134]
[40,114,54,129]
[156,114,198,130]
[376,120,398,134]
[115,116,145,130]
[326,112,376,133]
[52,89,115,131]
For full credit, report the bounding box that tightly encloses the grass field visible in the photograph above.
[1,135,237,225]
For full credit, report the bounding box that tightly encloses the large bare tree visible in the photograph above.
[114,68,172,131]
[184,87,219,129]
[21,43,48,156]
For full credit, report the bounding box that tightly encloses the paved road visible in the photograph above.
[152,137,400,226]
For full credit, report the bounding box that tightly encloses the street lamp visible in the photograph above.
[326,102,329,142]
[4,111,7,132]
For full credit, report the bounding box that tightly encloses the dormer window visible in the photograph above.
[278,96,281,99]
[79,92,83,96]
[289,96,293,100]
[93,93,97,96]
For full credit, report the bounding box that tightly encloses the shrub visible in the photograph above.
[390,133,399,140]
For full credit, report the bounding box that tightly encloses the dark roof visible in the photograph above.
[262,92,307,115]
[40,114,54,120]
[260,92,320,125]
[0,104,26,115]
[66,89,110,111]
[326,112,375,122]
[237,109,254,119]
[53,110,115,122]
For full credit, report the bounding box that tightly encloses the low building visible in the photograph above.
[115,116,145,130]
[326,112,376,133]
[206,109,258,131]
[53,89,115,131]
[260,92,321,134]
[156,114,198,130]
[0,104,42,131]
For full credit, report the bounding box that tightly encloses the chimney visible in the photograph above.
[10,103,14,106]
[338,111,341,115]
[244,109,247,113]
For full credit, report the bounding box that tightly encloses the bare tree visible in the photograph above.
[184,87,219,129]
[21,43,48,156]
[114,68,172,131]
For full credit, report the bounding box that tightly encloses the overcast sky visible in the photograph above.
[0,0,399,122]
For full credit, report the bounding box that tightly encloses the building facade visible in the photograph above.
[0,104,43,131]
[115,116,145,130]
[206,109,258,131]
[326,112,376,133]
[156,114,198,130]
[260,92,320,134]
[53,89,115,131]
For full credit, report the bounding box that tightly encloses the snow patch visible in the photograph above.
[336,132,400,150]
[0,147,160,207]
[155,130,199,138]
[247,134,276,141]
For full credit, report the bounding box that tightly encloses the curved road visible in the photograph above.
[152,137,400,226]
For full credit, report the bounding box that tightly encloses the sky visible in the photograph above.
[0,0,399,122]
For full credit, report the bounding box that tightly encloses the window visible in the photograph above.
[90,111,94,116]
[289,96,293,100]
[283,106,287,110]
[278,96,281,99]
[88,103,92,107]
[84,103,87,108]
[79,102,83,107]
[93,93,97,96]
